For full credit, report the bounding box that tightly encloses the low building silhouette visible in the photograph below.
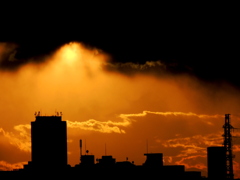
[97,155,116,167]
[80,155,95,166]
[142,153,163,167]
[185,171,203,179]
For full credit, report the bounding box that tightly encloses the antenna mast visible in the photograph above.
[80,139,82,162]
[223,114,234,180]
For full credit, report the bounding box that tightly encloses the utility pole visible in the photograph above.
[223,114,234,180]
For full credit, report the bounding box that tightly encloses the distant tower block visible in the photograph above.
[207,146,226,179]
[31,113,67,170]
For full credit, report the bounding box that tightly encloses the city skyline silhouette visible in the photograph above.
[0,112,238,179]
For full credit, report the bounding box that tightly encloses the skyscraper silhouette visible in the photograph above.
[30,112,67,170]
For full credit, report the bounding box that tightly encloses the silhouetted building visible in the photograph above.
[98,155,116,167]
[185,171,202,179]
[143,153,163,167]
[207,146,226,179]
[30,114,67,170]
[163,165,185,178]
[115,161,135,168]
[80,155,95,166]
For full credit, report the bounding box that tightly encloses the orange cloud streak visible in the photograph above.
[66,119,129,133]
[175,155,207,170]
[0,160,26,171]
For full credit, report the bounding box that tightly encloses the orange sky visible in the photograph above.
[1,42,240,178]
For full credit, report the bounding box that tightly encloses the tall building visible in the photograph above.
[30,112,67,170]
[207,146,226,179]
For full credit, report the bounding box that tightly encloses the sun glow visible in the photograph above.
[49,42,109,76]
[57,42,82,66]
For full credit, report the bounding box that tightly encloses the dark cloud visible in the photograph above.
[0,41,66,70]
[1,4,239,86]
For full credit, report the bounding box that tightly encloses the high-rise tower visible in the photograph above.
[30,112,67,170]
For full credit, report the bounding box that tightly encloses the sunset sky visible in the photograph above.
[0,5,240,178]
